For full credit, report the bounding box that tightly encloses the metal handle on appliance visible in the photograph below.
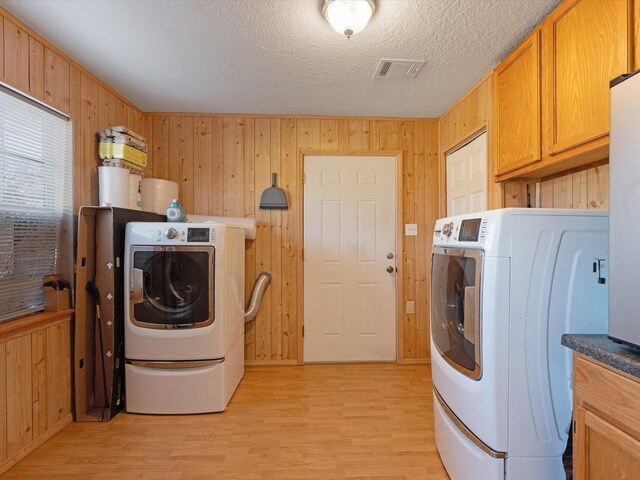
[126,359,224,369]
[131,268,144,304]
[433,388,506,459]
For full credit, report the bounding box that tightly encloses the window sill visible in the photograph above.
[0,308,74,341]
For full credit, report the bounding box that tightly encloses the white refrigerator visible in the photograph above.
[609,71,640,348]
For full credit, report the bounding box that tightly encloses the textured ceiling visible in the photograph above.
[0,0,560,118]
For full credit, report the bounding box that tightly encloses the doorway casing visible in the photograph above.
[296,149,405,365]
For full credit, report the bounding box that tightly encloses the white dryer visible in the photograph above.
[124,222,245,414]
[430,208,608,479]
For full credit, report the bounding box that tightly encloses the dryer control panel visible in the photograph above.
[433,217,488,244]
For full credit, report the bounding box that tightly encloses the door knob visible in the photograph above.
[386,266,394,273]
[387,252,394,259]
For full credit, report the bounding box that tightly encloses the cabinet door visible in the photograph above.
[542,0,631,156]
[574,406,640,480]
[494,30,541,175]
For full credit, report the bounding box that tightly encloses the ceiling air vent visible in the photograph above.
[374,59,426,79]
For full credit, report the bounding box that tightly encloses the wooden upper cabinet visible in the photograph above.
[541,0,631,158]
[493,30,541,176]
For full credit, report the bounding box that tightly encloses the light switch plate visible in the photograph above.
[405,223,418,236]
[406,300,415,314]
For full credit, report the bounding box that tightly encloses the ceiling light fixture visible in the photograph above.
[322,0,376,39]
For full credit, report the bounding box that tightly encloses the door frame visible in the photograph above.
[296,149,404,365]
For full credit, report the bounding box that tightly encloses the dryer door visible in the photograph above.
[130,246,214,329]
[431,247,483,379]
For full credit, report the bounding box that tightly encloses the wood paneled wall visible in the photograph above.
[0,9,145,212]
[438,73,505,214]
[144,114,440,363]
[540,163,609,209]
[0,313,72,475]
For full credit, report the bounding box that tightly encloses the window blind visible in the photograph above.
[0,85,72,322]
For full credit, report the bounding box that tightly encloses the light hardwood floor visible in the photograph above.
[3,364,449,479]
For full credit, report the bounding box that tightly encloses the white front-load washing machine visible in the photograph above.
[124,222,245,414]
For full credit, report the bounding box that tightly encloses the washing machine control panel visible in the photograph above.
[187,227,210,242]
[166,227,178,239]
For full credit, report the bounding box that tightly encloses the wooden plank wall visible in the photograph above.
[0,9,145,213]
[539,163,609,209]
[0,315,73,475]
[438,74,506,213]
[144,114,440,363]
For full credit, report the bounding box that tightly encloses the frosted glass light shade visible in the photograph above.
[322,0,375,38]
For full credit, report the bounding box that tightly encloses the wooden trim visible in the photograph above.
[550,131,609,157]
[634,0,640,70]
[575,352,640,386]
[0,310,73,341]
[401,358,430,365]
[540,158,609,181]
[300,149,404,157]
[245,360,298,367]
[437,120,445,217]
[441,125,487,157]
[145,111,439,122]
[0,413,72,476]
[495,135,609,181]
[394,150,404,365]
[297,149,405,365]
[296,149,304,366]
[627,0,634,73]
[0,8,142,114]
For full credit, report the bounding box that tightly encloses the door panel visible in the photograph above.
[321,201,342,263]
[446,132,487,216]
[357,283,378,335]
[358,201,378,262]
[321,283,343,336]
[304,155,396,362]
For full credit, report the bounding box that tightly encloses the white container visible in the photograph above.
[98,166,130,208]
[141,178,179,215]
[129,174,142,210]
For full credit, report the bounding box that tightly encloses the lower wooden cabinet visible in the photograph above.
[0,311,73,476]
[573,353,640,479]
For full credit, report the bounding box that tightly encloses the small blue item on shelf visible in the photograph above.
[166,198,187,223]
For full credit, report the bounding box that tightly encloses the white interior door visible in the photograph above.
[446,132,487,216]
[303,155,397,362]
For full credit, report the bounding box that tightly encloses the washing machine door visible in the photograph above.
[431,247,483,379]
[130,246,214,329]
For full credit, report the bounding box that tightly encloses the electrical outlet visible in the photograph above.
[406,300,415,314]
[405,223,418,236]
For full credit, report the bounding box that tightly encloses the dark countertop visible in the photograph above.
[562,334,640,380]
